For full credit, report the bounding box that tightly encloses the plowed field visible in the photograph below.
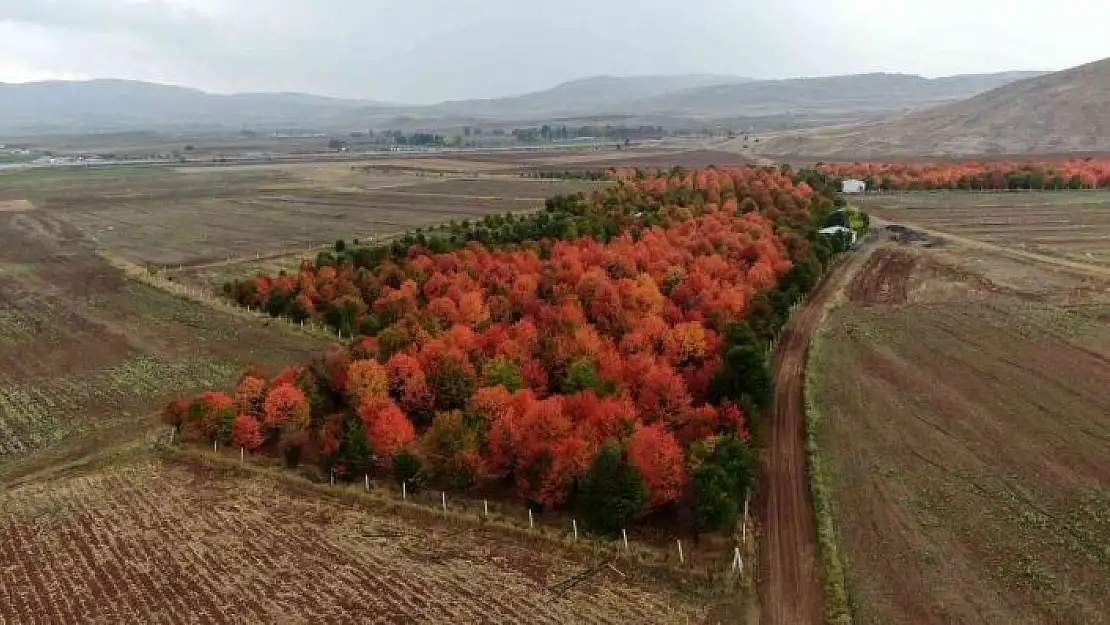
[809,246,1110,624]
[0,456,711,624]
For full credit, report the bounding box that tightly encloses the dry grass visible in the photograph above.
[0,452,715,624]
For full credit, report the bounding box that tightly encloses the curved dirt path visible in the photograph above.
[759,244,875,625]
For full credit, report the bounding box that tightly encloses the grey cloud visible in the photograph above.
[0,0,1106,103]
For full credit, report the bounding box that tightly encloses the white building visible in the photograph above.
[818,225,856,244]
[841,179,867,194]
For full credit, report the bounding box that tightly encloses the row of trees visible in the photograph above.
[181,166,854,537]
[798,159,1110,191]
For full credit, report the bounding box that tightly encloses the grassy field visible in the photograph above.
[0,452,713,624]
[809,245,1110,624]
[864,190,1110,267]
[0,162,604,266]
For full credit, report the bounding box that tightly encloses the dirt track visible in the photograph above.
[758,245,874,625]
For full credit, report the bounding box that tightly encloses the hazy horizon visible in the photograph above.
[0,0,1106,104]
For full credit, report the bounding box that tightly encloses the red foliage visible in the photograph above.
[627,423,686,508]
[358,396,415,457]
[230,414,265,450]
[263,385,310,430]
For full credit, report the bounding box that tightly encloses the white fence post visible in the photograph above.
[240,447,244,465]
[622,529,629,552]
[676,539,684,565]
[441,491,447,515]
[365,474,370,491]
[572,519,578,540]
[212,440,217,453]
[484,500,489,518]
[402,481,407,501]
[528,508,534,529]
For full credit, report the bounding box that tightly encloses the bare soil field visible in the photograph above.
[0,453,713,624]
[0,163,601,266]
[0,210,328,481]
[865,191,1110,267]
[809,246,1110,624]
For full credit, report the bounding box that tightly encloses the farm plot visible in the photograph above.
[0,164,601,267]
[865,191,1110,267]
[0,210,327,480]
[0,455,712,624]
[808,247,1110,625]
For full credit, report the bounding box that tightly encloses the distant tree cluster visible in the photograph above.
[179,166,854,536]
[801,160,1110,191]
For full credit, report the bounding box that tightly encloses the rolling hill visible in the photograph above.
[0,70,1045,135]
[749,58,1110,158]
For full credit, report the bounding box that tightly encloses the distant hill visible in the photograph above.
[418,74,751,118]
[749,60,1110,158]
[0,79,386,134]
[619,71,1044,122]
[0,71,1045,136]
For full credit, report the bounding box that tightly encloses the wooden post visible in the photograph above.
[212,439,217,453]
[402,481,407,501]
[528,508,534,529]
[240,447,244,465]
[622,529,629,552]
[676,539,684,565]
[169,428,175,444]
[365,474,370,491]
[484,500,489,517]
[572,519,578,540]
[441,492,447,515]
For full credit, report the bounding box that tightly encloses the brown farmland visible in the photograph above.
[0,163,604,266]
[0,209,329,481]
[809,243,1110,624]
[865,190,1110,268]
[0,455,712,624]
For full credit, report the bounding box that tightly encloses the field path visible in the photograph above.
[871,215,1110,278]
[759,244,874,625]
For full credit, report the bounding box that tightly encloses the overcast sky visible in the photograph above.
[1,0,1108,103]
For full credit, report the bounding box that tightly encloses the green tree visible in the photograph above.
[692,435,757,533]
[577,446,648,535]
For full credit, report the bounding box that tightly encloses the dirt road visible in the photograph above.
[758,245,874,625]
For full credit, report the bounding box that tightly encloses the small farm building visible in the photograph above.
[818,225,856,244]
[841,179,867,194]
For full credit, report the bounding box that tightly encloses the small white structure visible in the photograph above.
[841,179,867,194]
[819,225,856,244]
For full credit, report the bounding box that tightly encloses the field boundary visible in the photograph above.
[157,442,740,596]
[96,248,344,343]
[799,241,879,625]
[803,310,854,625]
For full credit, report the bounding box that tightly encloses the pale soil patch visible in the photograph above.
[0,199,35,212]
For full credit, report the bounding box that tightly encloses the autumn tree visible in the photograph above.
[358,396,416,457]
[422,410,481,488]
[347,359,389,406]
[263,384,310,431]
[230,414,265,451]
[627,423,686,508]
